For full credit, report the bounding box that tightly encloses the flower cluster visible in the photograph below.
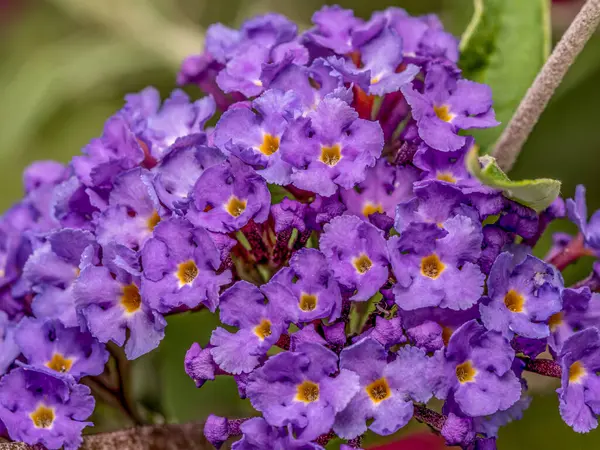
[1,5,599,450]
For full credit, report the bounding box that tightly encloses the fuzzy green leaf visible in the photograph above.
[459,0,551,152]
[466,146,560,212]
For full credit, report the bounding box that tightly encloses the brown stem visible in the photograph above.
[413,404,446,433]
[548,233,590,270]
[108,343,146,426]
[492,0,600,171]
[521,357,562,378]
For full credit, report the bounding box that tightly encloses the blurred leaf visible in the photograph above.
[467,146,560,212]
[458,0,551,152]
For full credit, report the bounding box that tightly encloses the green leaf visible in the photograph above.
[466,146,560,212]
[459,0,551,152]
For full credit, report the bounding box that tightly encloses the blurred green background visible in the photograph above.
[1,0,600,448]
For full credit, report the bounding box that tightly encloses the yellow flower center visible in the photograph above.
[366,377,391,404]
[504,289,524,313]
[30,405,55,429]
[352,254,373,274]
[259,134,280,156]
[177,260,199,286]
[569,360,586,384]
[299,293,318,312]
[548,312,563,331]
[319,144,342,166]
[254,319,272,341]
[147,211,161,231]
[456,360,477,384]
[436,172,457,183]
[295,380,320,403]
[420,254,445,279]
[120,284,142,314]
[225,196,247,217]
[46,353,74,373]
[442,326,453,347]
[434,104,455,122]
[362,202,384,217]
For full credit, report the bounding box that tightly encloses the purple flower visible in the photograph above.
[232,417,324,450]
[389,216,485,311]
[141,218,231,313]
[329,25,420,96]
[557,328,600,432]
[186,157,270,233]
[302,5,362,54]
[269,248,342,322]
[333,338,433,438]
[548,287,592,354]
[340,159,419,221]
[402,64,498,152]
[320,215,389,301]
[184,342,221,388]
[214,90,300,184]
[22,229,96,328]
[210,280,296,374]
[247,342,359,441]
[0,311,19,375]
[567,185,600,252]
[152,134,226,213]
[433,320,521,417]
[473,394,532,437]
[14,318,108,380]
[123,88,216,160]
[480,252,563,339]
[271,198,307,233]
[95,167,165,253]
[73,258,166,360]
[0,366,94,450]
[280,98,383,196]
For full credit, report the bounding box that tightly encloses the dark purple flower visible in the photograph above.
[280,98,383,196]
[141,218,231,313]
[340,160,419,221]
[213,89,300,184]
[186,157,270,233]
[0,366,94,450]
[73,259,166,360]
[320,215,389,301]
[14,318,108,380]
[269,248,342,322]
[433,320,521,417]
[389,216,485,311]
[557,327,600,432]
[210,280,296,374]
[232,417,324,450]
[0,311,19,375]
[305,194,346,231]
[247,342,359,441]
[481,252,563,339]
[271,198,307,233]
[334,338,433,438]
[402,64,498,152]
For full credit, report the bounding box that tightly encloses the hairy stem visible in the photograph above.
[521,357,562,378]
[492,0,600,171]
[548,233,591,270]
[413,404,446,433]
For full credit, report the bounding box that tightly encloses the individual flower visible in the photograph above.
[333,338,433,439]
[280,97,384,196]
[247,342,359,441]
[360,316,406,348]
[269,248,342,322]
[73,254,166,360]
[210,280,296,374]
[340,159,419,221]
[0,366,94,450]
[557,327,600,432]
[141,218,231,313]
[548,287,593,354]
[566,184,600,252]
[480,252,563,339]
[0,311,19,375]
[186,156,271,233]
[123,88,215,160]
[14,318,108,380]
[232,417,324,450]
[152,134,226,213]
[389,216,485,311]
[433,320,521,417]
[401,64,498,152]
[94,167,165,253]
[302,5,362,54]
[328,24,420,95]
[320,215,389,301]
[271,198,307,233]
[184,342,223,388]
[22,229,96,328]
[213,89,299,184]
